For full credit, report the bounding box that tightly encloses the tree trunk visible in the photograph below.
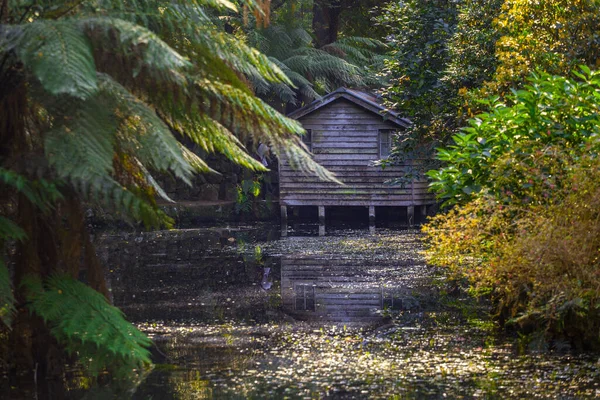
[312,0,342,48]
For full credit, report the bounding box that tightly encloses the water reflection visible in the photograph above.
[281,256,410,324]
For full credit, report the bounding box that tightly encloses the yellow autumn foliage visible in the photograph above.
[424,151,600,348]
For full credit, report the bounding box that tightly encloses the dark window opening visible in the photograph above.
[295,284,315,311]
[382,288,404,311]
[379,129,394,158]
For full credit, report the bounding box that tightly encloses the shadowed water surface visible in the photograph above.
[4,223,600,398]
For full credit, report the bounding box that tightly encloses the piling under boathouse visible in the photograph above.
[279,87,436,232]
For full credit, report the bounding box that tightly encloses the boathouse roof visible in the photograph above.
[287,87,411,129]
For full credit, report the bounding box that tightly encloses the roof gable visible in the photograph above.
[287,87,411,129]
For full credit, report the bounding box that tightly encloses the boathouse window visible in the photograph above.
[379,129,394,158]
[302,129,312,152]
[295,284,315,311]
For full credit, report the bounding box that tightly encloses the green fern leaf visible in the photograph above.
[11,21,98,98]
[79,17,190,83]
[72,174,173,229]
[0,168,62,212]
[98,74,195,185]
[24,274,152,377]
[0,217,27,242]
[44,92,117,181]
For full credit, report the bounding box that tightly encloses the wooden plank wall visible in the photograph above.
[281,99,436,207]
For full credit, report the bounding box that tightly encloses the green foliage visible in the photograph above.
[23,274,152,377]
[424,68,600,348]
[377,0,502,178]
[492,0,600,94]
[0,216,26,242]
[378,0,458,124]
[14,20,98,98]
[428,68,600,204]
[424,153,600,348]
[443,0,502,90]
[0,0,342,379]
[2,0,336,232]
[235,177,262,214]
[0,168,63,213]
[243,2,386,106]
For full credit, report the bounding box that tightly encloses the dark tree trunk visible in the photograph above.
[312,0,343,48]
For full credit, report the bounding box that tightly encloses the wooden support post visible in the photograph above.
[420,204,428,221]
[407,205,414,227]
[280,205,288,237]
[369,206,376,233]
[318,206,325,236]
[318,206,325,225]
[292,206,300,217]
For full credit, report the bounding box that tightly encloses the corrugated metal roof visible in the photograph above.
[287,87,411,128]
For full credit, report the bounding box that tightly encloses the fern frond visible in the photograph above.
[177,143,216,174]
[0,217,27,242]
[0,168,63,212]
[288,27,313,47]
[139,163,175,203]
[98,74,195,184]
[275,138,341,183]
[43,93,117,181]
[7,21,98,98]
[0,260,15,329]
[194,77,302,135]
[154,74,337,180]
[23,274,152,377]
[159,98,268,171]
[199,30,292,86]
[270,82,299,104]
[73,174,173,229]
[79,17,190,85]
[337,36,387,50]
[107,4,290,86]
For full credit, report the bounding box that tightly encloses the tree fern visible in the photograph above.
[243,22,385,104]
[23,274,152,377]
[1,0,340,379]
[78,17,191,83]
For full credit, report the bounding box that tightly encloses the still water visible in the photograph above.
[5,222,600,398]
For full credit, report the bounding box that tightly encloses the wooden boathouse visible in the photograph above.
[279,87,436,229]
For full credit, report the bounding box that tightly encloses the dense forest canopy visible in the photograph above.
[1,0,600,385]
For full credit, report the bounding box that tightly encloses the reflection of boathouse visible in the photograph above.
[280,88,437,229]
[281,256,409,323]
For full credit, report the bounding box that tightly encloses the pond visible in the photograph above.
[5,222,600,398]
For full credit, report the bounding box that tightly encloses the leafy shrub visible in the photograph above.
[428,68,600,205]
[425,68,600,349]
[425,153,600,348]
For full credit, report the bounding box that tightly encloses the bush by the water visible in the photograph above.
[424,68,600,350]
